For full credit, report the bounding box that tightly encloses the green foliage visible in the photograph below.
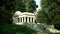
[0,0,16,24]
[23,0,38,12]
[0,24,36,34]
[37,0,60,24]
[0,0,37,24]
[37,0,60,29]
[36,9,47,23]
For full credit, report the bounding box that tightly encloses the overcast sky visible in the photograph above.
[35,0,41,11]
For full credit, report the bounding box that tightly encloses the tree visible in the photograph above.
[23,0,38,13]
[0,0,16,24]
[0,0,37,24]
[36,9,47,23]
[14,0,38,13]
[37,0,60,29]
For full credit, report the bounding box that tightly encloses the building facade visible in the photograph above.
[13,11,36,25]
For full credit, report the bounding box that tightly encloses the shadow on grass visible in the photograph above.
[0,24,36,34]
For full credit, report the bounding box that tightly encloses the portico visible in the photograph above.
[13,11,36,25]
[18,16,35,23]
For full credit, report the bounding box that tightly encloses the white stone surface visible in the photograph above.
[13,11,36,25]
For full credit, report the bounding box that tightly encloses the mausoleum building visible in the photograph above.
[13,11,36,25]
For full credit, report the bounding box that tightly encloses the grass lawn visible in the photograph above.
[0,24,60,34]
[0,24,36,34]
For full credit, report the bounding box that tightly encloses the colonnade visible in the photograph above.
[18,17,35,23]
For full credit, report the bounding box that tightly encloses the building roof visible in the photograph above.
[15,11,35,16]
[15,11,21,15]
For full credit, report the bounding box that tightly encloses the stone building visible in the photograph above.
[13,11,60,33]
[13,11,36,25]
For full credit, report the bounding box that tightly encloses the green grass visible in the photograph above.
[0,24,60,34]
[0,24,36,34]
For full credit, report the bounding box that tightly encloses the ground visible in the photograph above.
[0,24,36,34]
[0,24,60,34]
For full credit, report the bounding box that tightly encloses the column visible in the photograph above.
[24,17,26,22]
[20,17,21,23]
[26,17,27,23]
[27,17,29,23]
[29,17,30,23]
[30,17,32,23]
[23,17,24,23]
[19,18,20,23]
[20,17,22,23]
[33,18,35,23]
[18,18,19,23]
[22,17,23,23]
[31,18,33,23]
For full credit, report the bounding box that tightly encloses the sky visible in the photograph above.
[35,0,41,12]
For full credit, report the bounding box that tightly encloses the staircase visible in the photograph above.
[24,23,48,32]
[24,23,60,33]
